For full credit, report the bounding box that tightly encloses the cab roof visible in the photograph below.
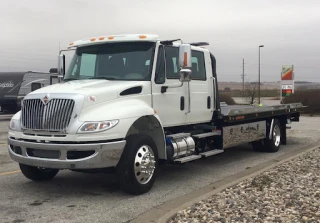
[67,34,210,49]
[68,34,160,48]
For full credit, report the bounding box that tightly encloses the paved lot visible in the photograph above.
[0,116,319,223]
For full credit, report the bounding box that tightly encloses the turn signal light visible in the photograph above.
[184,52,188,67]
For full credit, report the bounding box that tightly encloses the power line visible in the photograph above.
[0,50,55,57]
[0,55,56,62]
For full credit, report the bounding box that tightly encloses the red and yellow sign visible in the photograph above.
[281,65,293,80]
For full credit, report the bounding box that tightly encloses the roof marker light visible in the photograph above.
[90,38,96,41]
[108,36,114,40]
[139,35,147,39]
[69,42,74,46]
[99,37,105,40]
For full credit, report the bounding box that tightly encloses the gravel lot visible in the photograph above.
[168,147,320,223]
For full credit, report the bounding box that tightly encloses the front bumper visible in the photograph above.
[8,137,126,169]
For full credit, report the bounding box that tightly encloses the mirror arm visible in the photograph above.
[186,81,191,114]
[161,82,183,93]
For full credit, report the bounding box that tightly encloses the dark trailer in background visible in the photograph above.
[0,71,60,114]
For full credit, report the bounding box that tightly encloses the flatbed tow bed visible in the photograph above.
[220,102,303,123]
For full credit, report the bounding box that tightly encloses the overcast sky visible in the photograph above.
[1,0,319,82]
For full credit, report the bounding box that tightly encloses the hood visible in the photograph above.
[29,79,149,107]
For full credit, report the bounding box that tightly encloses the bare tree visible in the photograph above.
[241,82,259,105]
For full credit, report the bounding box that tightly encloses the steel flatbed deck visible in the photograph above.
[220,102,304,124]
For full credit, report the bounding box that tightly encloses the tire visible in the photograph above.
[116,134,158,195]
[252,119,281,153]
[251,140,267,152]
[19,164,59,181]
[264,119,281,152]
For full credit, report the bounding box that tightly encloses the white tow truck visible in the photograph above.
[8,34,303,195]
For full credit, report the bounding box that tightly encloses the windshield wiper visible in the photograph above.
[89,77,116,80]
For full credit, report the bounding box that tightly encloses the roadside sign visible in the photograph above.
[281,85,293,97]
[281,66,294,81]
[280,65,294,100]
[281,84,293,90]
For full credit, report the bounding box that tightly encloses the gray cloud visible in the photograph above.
[1,0,319,82]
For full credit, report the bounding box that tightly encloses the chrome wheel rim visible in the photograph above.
[134,145,156,184]
[273,125,281,147]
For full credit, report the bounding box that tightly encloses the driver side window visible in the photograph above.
[155,45,180,84]
[165,46,179,79]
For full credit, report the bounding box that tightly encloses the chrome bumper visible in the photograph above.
[8,137,126,169]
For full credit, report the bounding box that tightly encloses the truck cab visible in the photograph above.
[61,34,217,127]
[7,34,302,195]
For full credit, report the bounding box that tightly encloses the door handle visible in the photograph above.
[180,96,185,110]
[207,96,211,109]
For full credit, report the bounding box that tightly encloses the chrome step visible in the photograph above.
[167,132,191,139]
[192,131,221,138]
[199,149,224,157]
[174,155,202,164]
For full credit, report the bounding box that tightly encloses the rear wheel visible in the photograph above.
[252,119,281,153]
[19,164,59,181]
[264,119,281,152]
[251,140,266,152]
[116,134,158,195]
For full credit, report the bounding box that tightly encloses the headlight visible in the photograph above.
[9,119,21,131]
[77,120,119,133]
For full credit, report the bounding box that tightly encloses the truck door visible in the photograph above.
[151,45,187,127]
[185,50,213,124]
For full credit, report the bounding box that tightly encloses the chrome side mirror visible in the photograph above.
[178,44,192,68]
[58,54,65,76]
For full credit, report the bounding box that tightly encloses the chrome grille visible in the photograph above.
[21,99,75,131]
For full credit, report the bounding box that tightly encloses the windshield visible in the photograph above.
[64,42,155,81]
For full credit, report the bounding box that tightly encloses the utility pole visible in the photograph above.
[258,45,264,104]
[242,58,245,90]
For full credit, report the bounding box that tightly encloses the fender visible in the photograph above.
[79,98,166,159]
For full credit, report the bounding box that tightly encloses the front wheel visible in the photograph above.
[116,134,158,195]
[19,164,59,181]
